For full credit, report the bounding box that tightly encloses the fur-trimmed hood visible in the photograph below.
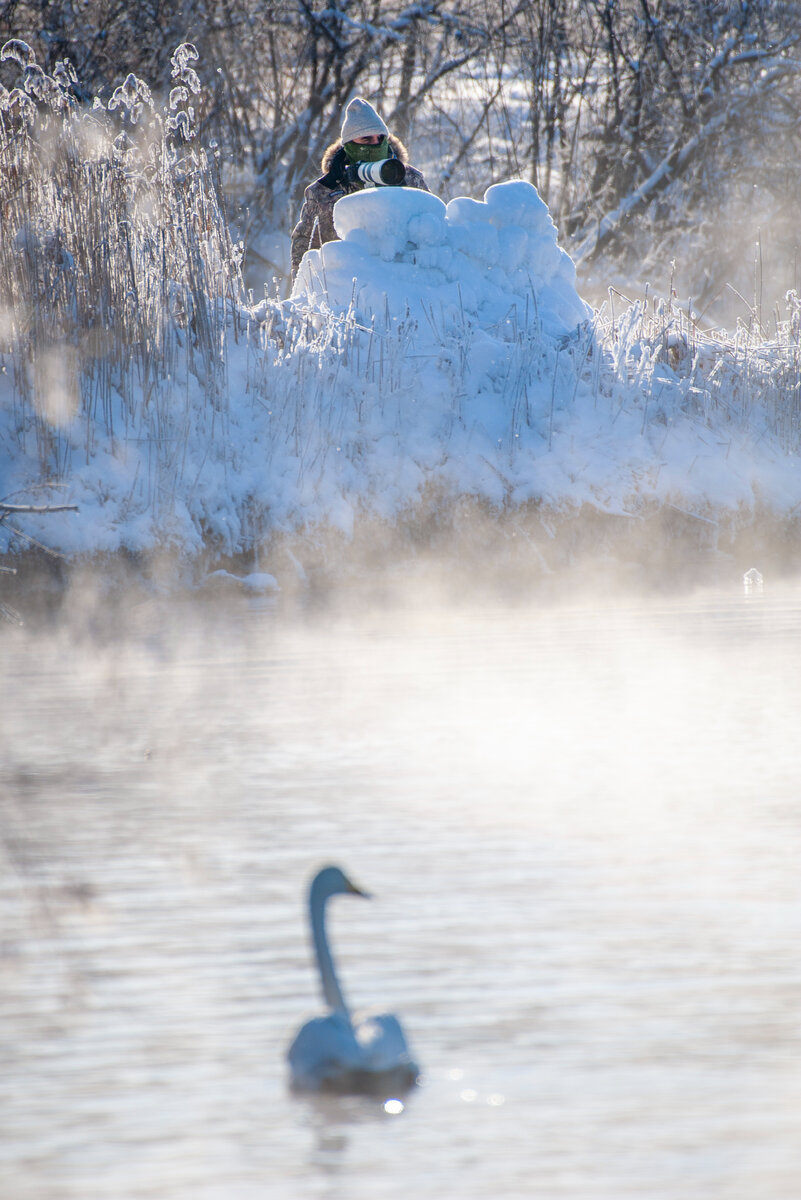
[321,134,409,172]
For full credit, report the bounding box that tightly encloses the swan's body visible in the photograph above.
[288,865,419,1095]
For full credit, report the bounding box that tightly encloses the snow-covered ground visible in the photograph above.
[2,176,800,586]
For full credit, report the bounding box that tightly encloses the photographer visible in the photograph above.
[290,97,429,279]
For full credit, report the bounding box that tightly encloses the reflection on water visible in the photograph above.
[1,586,801,1199]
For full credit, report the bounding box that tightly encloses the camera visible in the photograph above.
[344,158,405,188]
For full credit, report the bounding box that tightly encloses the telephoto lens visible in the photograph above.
[349,158,406,187]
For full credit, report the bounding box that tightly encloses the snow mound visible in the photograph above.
[293,180,591,340]
[281,180,598,517]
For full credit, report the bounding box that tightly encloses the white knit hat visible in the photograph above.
[340,97,388,143]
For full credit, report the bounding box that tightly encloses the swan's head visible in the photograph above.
[310,864,371,905]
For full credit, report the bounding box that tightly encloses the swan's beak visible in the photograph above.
[348,880,371,899]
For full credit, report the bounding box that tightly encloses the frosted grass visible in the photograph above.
[0,42,241,529]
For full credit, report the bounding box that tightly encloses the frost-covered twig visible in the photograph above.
[0,503,79,515]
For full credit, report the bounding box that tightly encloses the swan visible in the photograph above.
[288,864,419,1095]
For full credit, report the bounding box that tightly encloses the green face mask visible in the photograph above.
[344,137,389,163]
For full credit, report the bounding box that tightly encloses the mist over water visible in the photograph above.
[1,583,800,1199]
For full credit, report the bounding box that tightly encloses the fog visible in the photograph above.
[2,581,800,1199]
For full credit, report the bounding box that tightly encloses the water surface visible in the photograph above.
[1,586,800,1199]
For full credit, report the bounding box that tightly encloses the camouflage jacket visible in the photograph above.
[290,136,430,276]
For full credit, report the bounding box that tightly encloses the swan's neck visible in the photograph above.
[311,894,350,1018]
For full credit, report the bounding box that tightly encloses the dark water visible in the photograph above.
[1,587,800,1199]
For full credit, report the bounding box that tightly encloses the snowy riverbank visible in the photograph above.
[3,164,801,597]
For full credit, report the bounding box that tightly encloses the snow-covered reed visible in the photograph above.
[601,286,801,456]
[0,41,241,517]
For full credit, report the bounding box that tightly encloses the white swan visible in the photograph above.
[288,864,419,1095]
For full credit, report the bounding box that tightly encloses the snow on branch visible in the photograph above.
[0,503,79,515]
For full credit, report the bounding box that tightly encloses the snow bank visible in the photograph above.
[3,174,801,576]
